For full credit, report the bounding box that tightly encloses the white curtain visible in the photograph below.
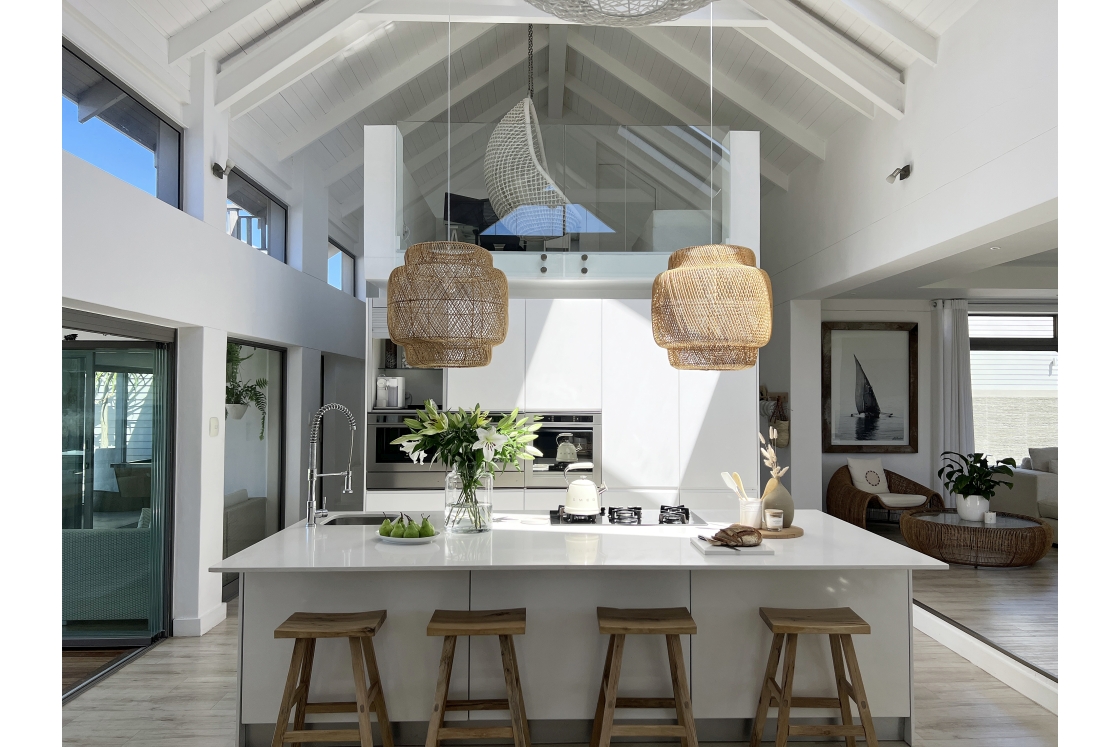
[931,299,975,507]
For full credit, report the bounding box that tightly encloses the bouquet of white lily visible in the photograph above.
[392,401,542,532]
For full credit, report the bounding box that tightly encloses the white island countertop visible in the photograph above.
[211,509,946,573]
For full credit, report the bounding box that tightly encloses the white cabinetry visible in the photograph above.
[446,299,526,411]
[601,300,679,489]
[679,367,759,492]
[524,299,602,410]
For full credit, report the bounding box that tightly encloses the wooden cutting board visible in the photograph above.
[759,525,804,539]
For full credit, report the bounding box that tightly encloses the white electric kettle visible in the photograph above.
[564,462,606,516]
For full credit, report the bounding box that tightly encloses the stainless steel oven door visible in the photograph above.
[524,413,601,489]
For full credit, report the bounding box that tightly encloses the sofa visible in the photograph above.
[989,447,1058,544]
[223,489,269,586]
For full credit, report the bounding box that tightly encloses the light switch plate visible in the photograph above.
[209,417,219,437]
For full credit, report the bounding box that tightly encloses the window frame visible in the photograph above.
[968,313,1058,352]
[226,168,289,263]
[328,238,357,296]
[62,40,183,209]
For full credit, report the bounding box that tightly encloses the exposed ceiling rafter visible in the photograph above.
[547,25,568,119]
[167,0,274,64]
[836,0,938,66]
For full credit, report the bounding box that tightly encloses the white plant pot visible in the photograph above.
[956,495,989,522]
[226,403,249,420]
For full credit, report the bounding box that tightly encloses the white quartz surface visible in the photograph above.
[211,509,945,572]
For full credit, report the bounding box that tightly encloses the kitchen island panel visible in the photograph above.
[240,570,471,724]
[467,569,690,721]
[690,569,912,719]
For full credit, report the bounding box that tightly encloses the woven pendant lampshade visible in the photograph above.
[387,242,509,368]
[651,244,773,370]
[524,0,713,26]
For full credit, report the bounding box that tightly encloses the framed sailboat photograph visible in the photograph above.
[822,322,918,453]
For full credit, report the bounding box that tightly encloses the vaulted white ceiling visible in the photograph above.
[90,0,980,237]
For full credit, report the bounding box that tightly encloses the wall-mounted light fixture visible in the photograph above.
[212,158,236,179]
[886,164,912,183]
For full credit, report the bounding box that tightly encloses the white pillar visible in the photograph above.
[173,326,227,636]
[288,153,329,280]
[284,346,322,526]
[789,300,823,510]
[182,53,229,230]
[364,125,404,285]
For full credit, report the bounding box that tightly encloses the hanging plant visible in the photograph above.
[226,343,268,440]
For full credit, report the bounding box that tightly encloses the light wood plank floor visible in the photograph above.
[872,522,1058,676]
[62,600,1055,746]
[63,648,140,696]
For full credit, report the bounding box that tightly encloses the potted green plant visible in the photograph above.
[226,343,268,440]
[392,402,542,533]
[937,451,1015,521]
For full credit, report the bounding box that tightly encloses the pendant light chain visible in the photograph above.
[528,24,534,101]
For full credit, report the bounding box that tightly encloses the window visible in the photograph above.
[62,45,180,207]
[227,170,287,262]
[327,239,356,296]
[969,314,1058,463]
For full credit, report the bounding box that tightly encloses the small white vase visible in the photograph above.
[225,403,248,420]
[739,498,764,529]
[956,495,989,522]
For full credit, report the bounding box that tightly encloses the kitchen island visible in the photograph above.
[213,509,944,746]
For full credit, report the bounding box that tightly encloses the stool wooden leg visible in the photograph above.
[425,636,457,747]
[505,635,532,747]
[774,634,798,747]
[665,634,699,747]
[272,638,308,747]
[840,635,878,747]
[292,638,317,747]
[749,633,784,747]
[349,637,376,747]
[361,636,394,747]
[596,633,626,747]
[499,635,529,747]
[829,635,856,747]
[589,634,617,747]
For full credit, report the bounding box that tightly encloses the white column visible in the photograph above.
[182,53,228,230]
[284,346,322,526]
[364,125,404,286]
[288,153,329,280]
[173,326,227,636]
[789,299,823,509]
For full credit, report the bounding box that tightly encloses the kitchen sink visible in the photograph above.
[321,513,396,526]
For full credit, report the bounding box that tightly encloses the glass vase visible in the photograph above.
[445,469,493,534]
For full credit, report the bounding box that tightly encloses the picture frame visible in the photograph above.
[822,322,918,453]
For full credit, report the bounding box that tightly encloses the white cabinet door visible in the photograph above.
[601,299,679,489]
[679,366,759,492]
[524,299,602,410]
[446,299,526,411]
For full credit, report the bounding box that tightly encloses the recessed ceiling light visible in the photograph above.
[990,246,1001,251]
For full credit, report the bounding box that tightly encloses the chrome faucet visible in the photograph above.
[306,403,357,527]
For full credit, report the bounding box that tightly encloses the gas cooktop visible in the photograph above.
[549,505,706,526]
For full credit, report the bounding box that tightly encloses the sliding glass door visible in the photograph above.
[62,342,171,643]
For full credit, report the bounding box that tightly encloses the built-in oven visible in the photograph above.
[367,411,530,490]
[523,412,601,489]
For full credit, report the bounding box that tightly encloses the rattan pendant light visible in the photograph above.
[651,244,773,370]
[387,242,509,368]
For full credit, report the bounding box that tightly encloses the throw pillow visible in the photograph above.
[1047,458,1058,475]
[224,488,250,508]
[1019,456,1033,470]
[847,458,888,494]
[1029,447,1058,472]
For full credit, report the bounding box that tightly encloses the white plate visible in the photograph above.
[378,531,441,545]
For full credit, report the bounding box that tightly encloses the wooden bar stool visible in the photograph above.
[271,611,394,747]
[591,607,699,747]
[749,607,877,747]
[425,609,531,747]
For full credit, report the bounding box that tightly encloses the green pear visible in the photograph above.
[403,522,420,538]
[419,516,435,537]
[390,520,406,538]
[379,518,393,536]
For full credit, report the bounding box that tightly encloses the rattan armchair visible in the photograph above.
[826,466,943,530]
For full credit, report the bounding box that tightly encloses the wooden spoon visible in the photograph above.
[721,472,746,500]
[732,472,749,500]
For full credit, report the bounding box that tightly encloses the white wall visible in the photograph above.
[321,352,367,512]
[761,0,1058,302]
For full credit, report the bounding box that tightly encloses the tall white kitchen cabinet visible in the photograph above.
[679,367,759,494]
[524,299,602,410]
[445,299,526,411]
[601,300,679,489]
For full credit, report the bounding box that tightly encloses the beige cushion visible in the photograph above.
[1047,458,1058,475]
[1019,456,1033,469]
[1038,496,1058,520]
[847,458,888,494]
[1029,447,1058,472]
[876,493,928,509]
[224,488,250,509]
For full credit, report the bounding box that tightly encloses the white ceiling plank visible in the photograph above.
[77,79,127,123]
[743,0,905,118]
[547,24,567,120]
[167,0,274,63]
[215,0,376,109]
[340,190,364,216]
[627,28,835,154]
[324,148,366,186]
[836,0,938,65]
[229,20,388,119]
[728,27,874,118]
[276,23,493,159]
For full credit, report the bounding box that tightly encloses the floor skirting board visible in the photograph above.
[913,602,1057,714]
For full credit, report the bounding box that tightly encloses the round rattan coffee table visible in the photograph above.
[900,509,1053,567]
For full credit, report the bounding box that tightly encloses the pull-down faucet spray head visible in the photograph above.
[306,403,358,526]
